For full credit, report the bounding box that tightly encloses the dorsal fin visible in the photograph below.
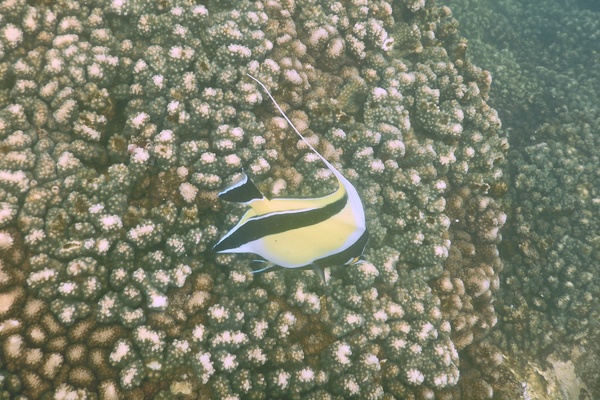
[246,73,344,183]
[247,73,366,228]
[218,170,265,204]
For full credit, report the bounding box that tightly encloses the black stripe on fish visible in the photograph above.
[313,229,370,268]
[213,192,349,253]
[218,171,264,204]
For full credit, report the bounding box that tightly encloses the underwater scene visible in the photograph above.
[0,0,597,398]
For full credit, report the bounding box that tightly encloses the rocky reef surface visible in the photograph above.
[0,0,509,398]
[447,0,600,398]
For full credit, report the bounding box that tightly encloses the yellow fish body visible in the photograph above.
[213,74,368,278]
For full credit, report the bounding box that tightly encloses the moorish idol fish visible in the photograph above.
[212,73,368,282]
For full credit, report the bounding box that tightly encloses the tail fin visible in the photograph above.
[218,170,265,204]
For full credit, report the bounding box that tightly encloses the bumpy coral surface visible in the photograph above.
[0,0,507,398]
[448,0,600,398]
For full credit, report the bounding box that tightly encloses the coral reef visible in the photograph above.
[0,0,507,398]
[448,0,600,398]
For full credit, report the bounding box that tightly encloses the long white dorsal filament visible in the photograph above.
[246,73,342,181]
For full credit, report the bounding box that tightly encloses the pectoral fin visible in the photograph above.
[312,264,327,285]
